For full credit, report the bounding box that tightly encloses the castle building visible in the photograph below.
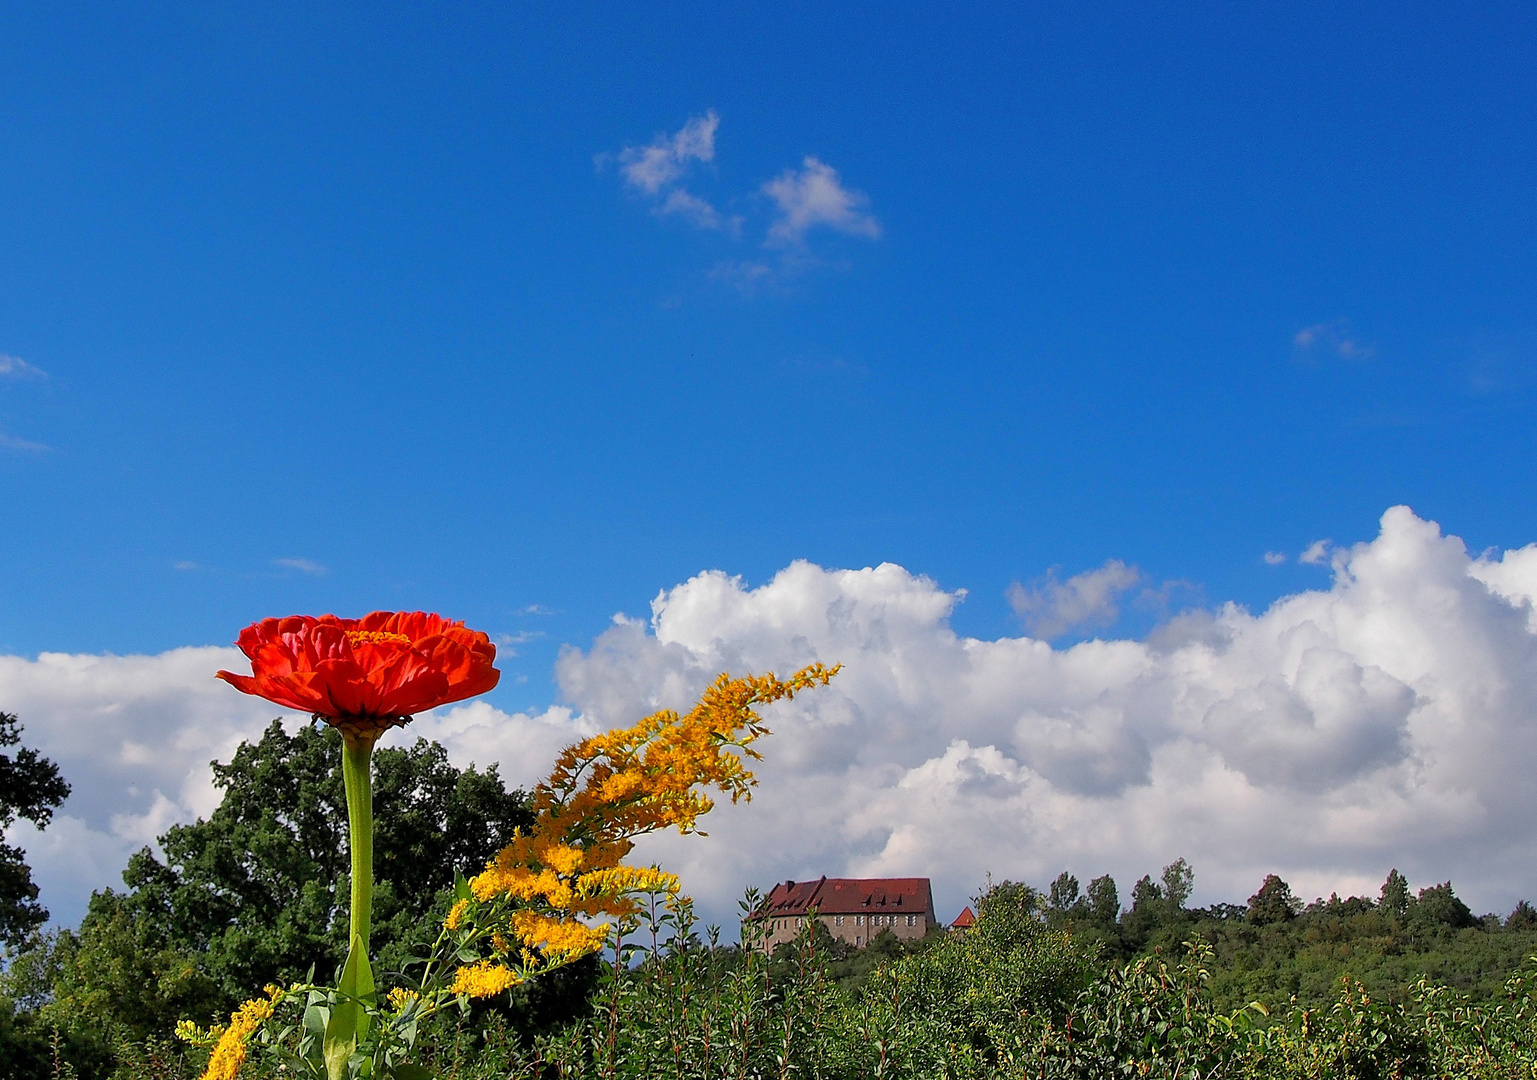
[745,876,938,953]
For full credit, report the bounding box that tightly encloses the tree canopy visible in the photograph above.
[36,720,536,1038]
[0,712,70,948]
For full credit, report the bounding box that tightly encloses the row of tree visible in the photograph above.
[1027,858,1537,1011]
[1042,859,1518,941]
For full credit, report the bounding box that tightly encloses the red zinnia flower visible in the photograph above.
[217,611,499,731]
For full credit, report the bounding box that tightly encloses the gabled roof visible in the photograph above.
[749,877,934,918]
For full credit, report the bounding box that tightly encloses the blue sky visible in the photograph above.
[3,1,1535,709]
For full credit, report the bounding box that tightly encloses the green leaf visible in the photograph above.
[304,1003,330,1037]
[389,1066,437,1080]
[324,935,376,1080]
[453,870,472,902]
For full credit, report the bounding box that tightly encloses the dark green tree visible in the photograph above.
[42,720,535,1038]
[1119,874,1166,944]
[1379,868,1410,919]
[1507,900,1537,931]
[1086,874,1119,925]
[1160,857,1194,913]
[1245,874,1300,925]
[1048,871,1080,915]
[36,895,221,1039]
[1129,875,1162,910]
[0,712,70,948]
[1412,882,1475,930]
[976,879,1043,922]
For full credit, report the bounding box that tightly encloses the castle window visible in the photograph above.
[835,915,843,926]
[906,914,916,926]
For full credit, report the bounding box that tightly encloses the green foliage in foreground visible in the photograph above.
[387,888,1537,1080]
[0,721,551,1078]
[5,716,1537,1079]
[13,885,1536,1080]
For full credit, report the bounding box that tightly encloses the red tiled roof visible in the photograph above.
[949,905,976,929]
[749,877,934,918]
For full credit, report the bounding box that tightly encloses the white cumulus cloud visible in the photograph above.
[0,353,50,452]
[658,188,725,231]
[606,114,879,274]
[0,354,46,380]
[0,648,591,927]
[1007,559,1146,639]
[0,432,49,453]
[7,507,1537,935]
[617,111,719,194]
[562,508,1537,925]
[762,157,881,246]
[1294,319,1375,361]
[1300,539,1332,565]
[608,111,731,233]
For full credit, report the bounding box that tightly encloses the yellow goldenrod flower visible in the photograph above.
[206,667,838,1078]
[174,1018,212,1045]
[451,960,521,998]
[454,666,836,982]
[507,911,608,962]
[577,865,680,898]
[539,841,585,874]
[199,985,282,1080]
[474,666,835,896]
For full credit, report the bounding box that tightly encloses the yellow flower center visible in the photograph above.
[346,630,413,648]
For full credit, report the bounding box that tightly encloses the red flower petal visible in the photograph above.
[216,670,320,714]
[217,611,500,723]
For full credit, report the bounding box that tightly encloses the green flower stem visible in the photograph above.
[340,729,377,953]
